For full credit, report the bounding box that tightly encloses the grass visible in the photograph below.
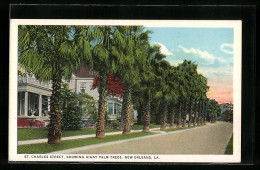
[18,132,157,154]
[224,134,233,154]
[18,128,122,141]
[18,123,201,140]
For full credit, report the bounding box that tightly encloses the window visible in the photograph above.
[108,103,113,115]
[114,103,117,115]
[80,82,86,93]
[34,94,38,110]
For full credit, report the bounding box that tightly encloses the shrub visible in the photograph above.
[111,120,121,129]
[60,83,97,130]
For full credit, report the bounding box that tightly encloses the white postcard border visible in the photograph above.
[9,19,242,163]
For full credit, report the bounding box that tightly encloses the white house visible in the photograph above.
[17,66,124,127]
[17,70,52,127]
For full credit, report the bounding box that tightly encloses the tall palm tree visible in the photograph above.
[166,65,178,129]
[193,98,198,126]
[176,60,194,128]
[196,74,209,126]
[18,25,92,144]
[139,44,166,132]
[153,60,172,130]
[91,26,113,138]
[112,26,150,134]
[177,99,182,128]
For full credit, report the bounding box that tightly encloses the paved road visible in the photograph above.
[64,122,233,155]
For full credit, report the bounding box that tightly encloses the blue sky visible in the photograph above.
[145,27,234,103]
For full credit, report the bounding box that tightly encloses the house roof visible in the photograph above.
[73,66,95,78]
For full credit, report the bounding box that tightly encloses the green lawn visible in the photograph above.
[18,132,157,154]
[18,128,122,141]
[224,134,233,154]
[18,123,189,141]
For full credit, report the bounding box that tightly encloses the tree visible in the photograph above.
[195,74,209,126]
[18,25,92,144]
[60,83,97,130]
[208,99,221,123]
[139,44,165,132]
[112,26,150,134]
[153,60,172,130]
[176,60,190,128]
[91,26,120,138]
[92,73,124,97]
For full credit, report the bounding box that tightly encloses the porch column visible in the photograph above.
[24,91,28,116]
[112,103,114,115]
[19,93,22,116]
[39,94,42,117]
[48,96,50,112]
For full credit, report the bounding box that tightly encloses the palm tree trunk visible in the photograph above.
[122,85,132,134]
[160,102,167,130]
[197,100,201,126]
[169,106,175,129]
[48,65,62,144]
[137,107,143,125]
[142,97,150,132]
[96,72,107,138]
[188,97,192,127]
[201,100,204,125]
[182,98,187,127]
[155,103,161,125]
[177,100,182,128]
[193,99,197,126]
[204,100,208,125]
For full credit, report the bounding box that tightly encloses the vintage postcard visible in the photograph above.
[9,19,241,163]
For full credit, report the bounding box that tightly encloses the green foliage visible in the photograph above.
[110,120,121,129]
[207,99,221,122]
[223,109,233,122]
[224,134,233,154]
[60,83,97,130]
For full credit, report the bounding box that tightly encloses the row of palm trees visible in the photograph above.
[18,25,211,144]
[132,58,210,131]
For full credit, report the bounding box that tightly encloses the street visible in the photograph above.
[66,122,233,155]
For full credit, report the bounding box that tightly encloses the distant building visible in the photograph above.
[219,103,233,114]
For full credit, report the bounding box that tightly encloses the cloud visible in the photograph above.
[220,43,234,55]
[216,57,227,64]
[178,45,215,64]
[152,42,174,56]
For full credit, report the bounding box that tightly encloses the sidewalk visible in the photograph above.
[18,124,213,146]
[49,123,217,154]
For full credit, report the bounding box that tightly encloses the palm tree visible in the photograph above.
[196,74,209,126]
[112,26,150,134]
[92,26,112,138]
[168,94,178,129]
[193,98,198,126]
[166,65,178,129]
[153,60,172,130]
[140,44,166,132]
[18,25,92,144]
[197,100,201,126]
[177,99,182,128]
[176,60,195,128]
